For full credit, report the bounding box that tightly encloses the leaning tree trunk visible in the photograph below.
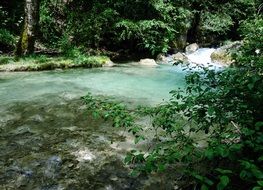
[15,0,40,56]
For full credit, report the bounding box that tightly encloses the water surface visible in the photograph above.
[0,64,187,190]
[0,49,221,189]
[0,64,186,107]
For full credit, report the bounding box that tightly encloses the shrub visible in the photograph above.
[0,28,16,52]
[84,16,263,190]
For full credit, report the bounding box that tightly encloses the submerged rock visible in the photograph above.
[40,184,64,190]
[139,59,158,66]
[44,156,62,179]
[29,114,44,122]
[72,148,96,162]
[10,125,34,135]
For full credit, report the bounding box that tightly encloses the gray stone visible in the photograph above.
[103,60,115,67]
[156,54,166,62]
[139,59,158,66]
[185,43,199,54]
[44,156,62,179]
[172,52,188,63]
[29,114,44,122]
[10,125,33,135]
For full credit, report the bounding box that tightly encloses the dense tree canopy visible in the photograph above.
[0,0,261,55]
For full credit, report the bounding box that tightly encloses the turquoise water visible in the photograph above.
[0,64,187,189]
[0,64,186,107]
[0,49,224,189]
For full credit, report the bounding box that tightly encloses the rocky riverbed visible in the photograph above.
[0,97,182,190]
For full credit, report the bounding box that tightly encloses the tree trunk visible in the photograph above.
[15,0,40,56]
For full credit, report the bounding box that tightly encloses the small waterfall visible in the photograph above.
[186,48,223,68]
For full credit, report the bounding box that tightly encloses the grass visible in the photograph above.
[0,54,112,72]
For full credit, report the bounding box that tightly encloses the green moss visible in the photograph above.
[0,55,110,72]
[210,50,233,64]
[21,23,29,53]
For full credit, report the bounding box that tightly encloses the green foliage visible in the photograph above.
[0,2,24,34]
[39,0,65,47]
[1,0,261,54]
[0,28,16,51]
[84,15,263,189]
[0,56,15,65]
[200,12,234,34]
[67,7,120,48]
[82,93,144,143]
[236,17,263,67]
[0,6,9,28]
[115,19,175,54]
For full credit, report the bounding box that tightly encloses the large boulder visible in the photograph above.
[211,41,242,65]
[172,52,188,64]
[185,43,199,54]
[139,59,158,66]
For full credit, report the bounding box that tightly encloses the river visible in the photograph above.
[0,49,221,190]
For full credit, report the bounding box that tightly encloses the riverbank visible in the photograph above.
[0,42,234,72]
[0,55,112,72]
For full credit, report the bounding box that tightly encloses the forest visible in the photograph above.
[0,0,263,189]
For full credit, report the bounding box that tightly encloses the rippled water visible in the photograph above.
[0,49,219,189]
[0,63,188,190]
[0,64,186,107]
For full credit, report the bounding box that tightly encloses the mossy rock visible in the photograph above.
[210,50,233,65]
[211,41,242,65]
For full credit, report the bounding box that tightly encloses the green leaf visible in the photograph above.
[157,164,166,172]
[218,146,230,158]
[134,135,145,144]
[256,122,263,130]
[205,149,214,160]
[248,83,254,90]
[258,156,263,162]
[217,176,230,190]
[252,187,262,190]
[193,174,213,186]
[204,177,214,186]
[207,107,215,116]
[257,181,263,187]
[215,168,233,175]
[252,169,263,179]
[124,154,133,164]
[130,170,140,177]
[201,184,209,190]
[240,170,249,179]
[92,111,99,118]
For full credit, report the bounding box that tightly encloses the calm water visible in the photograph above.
[0,64,186,107]
[0,49,220,189]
